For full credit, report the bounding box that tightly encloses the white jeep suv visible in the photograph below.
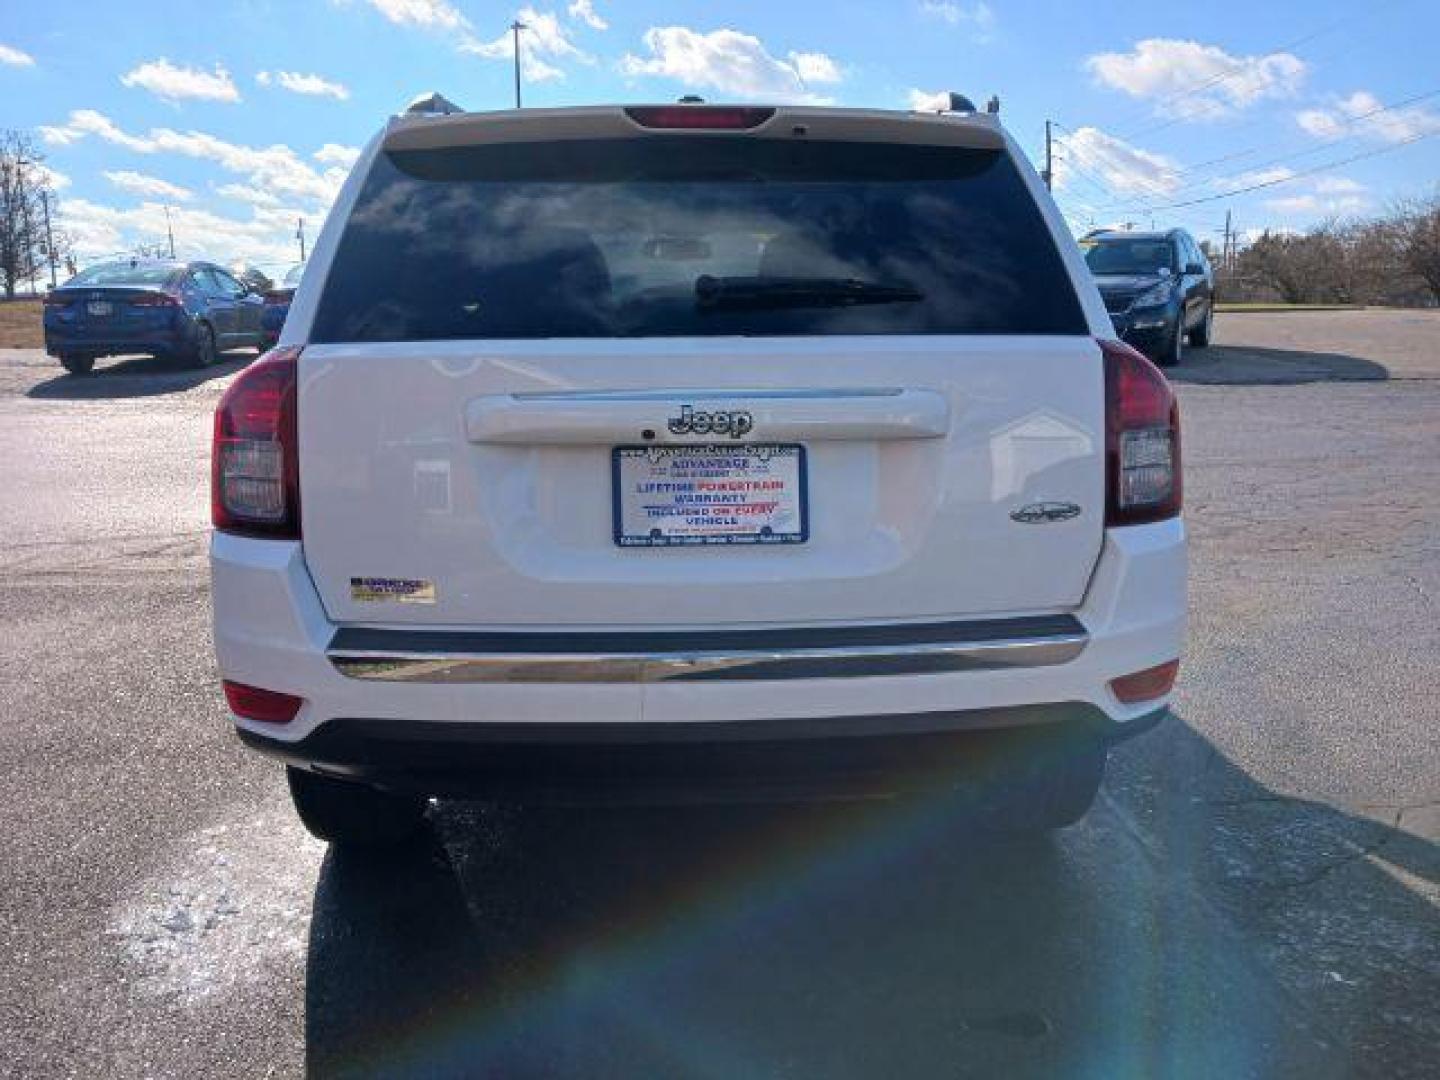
[210,98,1185,845]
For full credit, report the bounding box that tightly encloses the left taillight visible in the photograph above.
[212,346,301,538]
[1101,338,1182,526]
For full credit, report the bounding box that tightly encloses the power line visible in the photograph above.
[1087,85,1440,215]
[1109,129,1436,213]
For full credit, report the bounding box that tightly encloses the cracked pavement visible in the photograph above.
[0,311,1436,1078]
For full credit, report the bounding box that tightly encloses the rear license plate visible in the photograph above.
[86,301,113,316]
[613,444,808,547]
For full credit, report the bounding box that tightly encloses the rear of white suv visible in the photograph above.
[211,101,1185,845]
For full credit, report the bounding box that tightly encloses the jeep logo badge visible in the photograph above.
[667,404,754,439]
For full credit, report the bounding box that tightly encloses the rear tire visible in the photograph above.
[59,354,94,376]
[287,767,428,848]
[1187,303,1213,348]
[982,739,1107,832]
[186,323,217,369]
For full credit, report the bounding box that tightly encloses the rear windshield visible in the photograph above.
[64,262,177,288]
[311,137,1086,342]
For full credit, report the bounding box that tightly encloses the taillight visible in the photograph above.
[223,680,303,723]
[263,290,293,306]
[1101,338,1182,526]
[1110,659,1180,704]
[130,292,180,307]
[624,106,776,130]
[212,346,301,538]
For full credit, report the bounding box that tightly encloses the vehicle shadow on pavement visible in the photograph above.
[303,717,1436,1079]
[1170,345,1389,385]
[25,351,256,400]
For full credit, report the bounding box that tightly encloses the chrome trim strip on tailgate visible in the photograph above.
[465,387,950,445]
[327,618,1087,683]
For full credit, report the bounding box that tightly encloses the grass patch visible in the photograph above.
[1215,303,1368,313]
[0,299,43,349]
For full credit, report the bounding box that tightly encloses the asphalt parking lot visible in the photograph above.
[1,310,1436,1079]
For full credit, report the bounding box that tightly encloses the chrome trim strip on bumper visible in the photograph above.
[328,632,1088,684]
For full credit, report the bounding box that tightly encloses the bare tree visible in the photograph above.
[0,130,63,298]
[1390,195,1440,305]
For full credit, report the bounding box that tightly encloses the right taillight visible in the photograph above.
[212,346,301,538]
[1101,338,1182,526]
[223,680,303,723]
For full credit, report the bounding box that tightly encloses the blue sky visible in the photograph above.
[4,0,1439,281]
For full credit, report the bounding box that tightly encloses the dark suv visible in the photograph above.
[1081,229,1213,367]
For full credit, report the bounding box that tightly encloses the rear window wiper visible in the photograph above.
[695,274,924,311]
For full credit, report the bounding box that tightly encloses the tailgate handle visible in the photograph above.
[466,388,950,444]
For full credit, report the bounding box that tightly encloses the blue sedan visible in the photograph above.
[43,258,266,375]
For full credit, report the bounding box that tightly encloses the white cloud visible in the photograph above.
[1314,175,1364,195]
[0,43,35,67]
[103,170,193,201]
[59,197,313,266]
[216,183,281,207]
[39,110,343,205]
[48,109,154,151]
[1264,192,1368,216]
[619,27,842,103]
[1296,90,1440,144]
[38,125,80,147]
[908,89,953,112]
[1054,126,1182,196]
[32,163,69,191]
[1085,39,1305,120]
[314,143,361,168]
[462,7,587,82]
[568,0,607,30]
[1217,165,1296,191]
[362,0,467,30]
[788,51,842,86]
[256,70,350,100]
[919,2,995,36]
[120,59,241,104]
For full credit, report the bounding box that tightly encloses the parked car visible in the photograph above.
[212,98,1186,848]
[1081,228,1214,366]
[43,258,266,375]
[260,263,306,349]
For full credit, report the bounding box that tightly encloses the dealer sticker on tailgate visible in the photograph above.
[613,444,808,547]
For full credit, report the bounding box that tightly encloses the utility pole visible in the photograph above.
[40,189,57,288]
[1222,208,1232,274]
[296,217,306,262]
[1043,120,1054,191]
[510,20,528,108]
[163,205,176,259]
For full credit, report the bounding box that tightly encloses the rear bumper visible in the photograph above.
[212,517,1186,787]
[44,327,189,358]
[239,704,1165,801]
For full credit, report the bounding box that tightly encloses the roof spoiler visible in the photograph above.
[403,91,464,117]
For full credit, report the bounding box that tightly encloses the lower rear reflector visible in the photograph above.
[1109,659,1180,704]
[223,680,303,724]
